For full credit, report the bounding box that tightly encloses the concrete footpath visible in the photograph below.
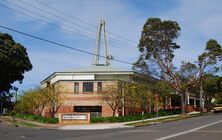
[58,112,200,130]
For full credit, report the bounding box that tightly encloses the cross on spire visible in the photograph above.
[93,18,112,66]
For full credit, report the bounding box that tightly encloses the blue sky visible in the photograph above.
[0,0,222,92]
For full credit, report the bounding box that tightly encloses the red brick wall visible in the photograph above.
[55,81,118,117]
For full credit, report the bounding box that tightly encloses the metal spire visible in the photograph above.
[93,18,112,66]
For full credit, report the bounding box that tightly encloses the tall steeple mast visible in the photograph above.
[93,18,112,66]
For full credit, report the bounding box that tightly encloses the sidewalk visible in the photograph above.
[58,112,200,130]
[59,123,132,130]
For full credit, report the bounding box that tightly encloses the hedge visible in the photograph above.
[8,112,58,124]
[91,109,181,123]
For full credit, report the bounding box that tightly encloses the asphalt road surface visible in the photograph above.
[0,113,222,140]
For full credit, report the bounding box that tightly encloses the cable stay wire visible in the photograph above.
[0,24,133,65]
[0,1,136,52]
[15,0,136,48]
[34,0,138,47]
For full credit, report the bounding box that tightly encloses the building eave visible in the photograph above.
[40,71,139,84]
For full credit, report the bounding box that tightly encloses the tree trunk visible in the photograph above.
[200,82,204,112]
[181,94,186,114]
[50,107,55,118]
[112,109,116,117]
[39,106,45,116]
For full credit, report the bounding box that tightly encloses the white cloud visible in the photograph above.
[160,0,222,66]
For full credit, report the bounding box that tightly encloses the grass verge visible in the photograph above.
[126,114,201,127]
[12,121,40,128]
[0,116,46,128]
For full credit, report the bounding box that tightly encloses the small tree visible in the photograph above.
[16,88,43,114]
[100,83,122,117]
[124,83,141,114]
[16,85,62,118]
[43,84,62,118]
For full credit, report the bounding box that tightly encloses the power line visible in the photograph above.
[15,0,136,48]
[1,0,136,51]
[35,0,97,28]
[0,2,95,40]
[16,0,96,34]
[2,0,95,37]
[34,0,138,47]
[0,24,133,65]
[0,1,135,52]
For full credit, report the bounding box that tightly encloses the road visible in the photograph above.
[0,113,222,140]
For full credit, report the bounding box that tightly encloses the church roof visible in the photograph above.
[64,65,132,73]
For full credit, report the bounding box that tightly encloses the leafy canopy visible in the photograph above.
[134,18,180,78]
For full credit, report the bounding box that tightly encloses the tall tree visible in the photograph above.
[134,18,222,113]
[0,33,32,93]
[179,40,222,111]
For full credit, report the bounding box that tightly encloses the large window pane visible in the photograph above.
[83,82,93,93]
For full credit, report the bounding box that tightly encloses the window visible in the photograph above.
[74,82,79,93]
[97,82,102,93]
[74,106,102,112]
[83,82,93,93]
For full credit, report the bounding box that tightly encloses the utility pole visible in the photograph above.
[14,87,18,103]
[13,87,18,115]
[122,82,125,116]
[156,94,159,118]
[0,100,2,115]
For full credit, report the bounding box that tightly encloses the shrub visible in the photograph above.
[91,109,181,123]
[8,112,58,124]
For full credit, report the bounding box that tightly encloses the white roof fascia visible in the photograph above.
[41,71,135,85]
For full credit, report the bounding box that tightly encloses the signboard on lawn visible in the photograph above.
[58,113,90,125]
[62,114,87,120]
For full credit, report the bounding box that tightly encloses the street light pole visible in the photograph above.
[14,87,18,103]
[122,82,125,117]
[0,101,3,115]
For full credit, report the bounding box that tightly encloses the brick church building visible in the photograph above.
[41,18,151,117]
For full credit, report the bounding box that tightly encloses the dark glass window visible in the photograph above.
[83,82,93,93]
[97,82,102,93]
[74,82,79,93]
[74,106,102,112]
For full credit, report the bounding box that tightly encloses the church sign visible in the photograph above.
[62,114,87,120]
[59,113,90,125]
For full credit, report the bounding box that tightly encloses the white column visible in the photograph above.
[194,98,196,108]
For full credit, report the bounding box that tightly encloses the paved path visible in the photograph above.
[0,113,221,140]
[59,112,199,130]
[58,114,181,130]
